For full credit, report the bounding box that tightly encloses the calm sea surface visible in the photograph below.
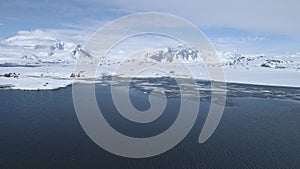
[0,78,299,169]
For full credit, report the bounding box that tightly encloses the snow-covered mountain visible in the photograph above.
[0,30,89,65]
[102,45,300,72]
[0,30,300,90]
[0,30,97,90]
[144,45,199,63]
[1,31,298,71]
[216,51,300,71]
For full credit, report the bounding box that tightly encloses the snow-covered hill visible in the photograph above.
[0,31,300,90]
[144,45,199,63]
[217,51,300,71]
[0,30,93,65]
[0,30,93,90]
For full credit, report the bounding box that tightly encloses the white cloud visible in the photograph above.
[1,0,299,54]
[42,28,93,43]
[6,28,93,45]
[244,36,266,42]
[2,0,299,39]
[210,36,266,53]
[107,0,300,39]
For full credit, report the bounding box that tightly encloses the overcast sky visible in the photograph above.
[0,0,299,54]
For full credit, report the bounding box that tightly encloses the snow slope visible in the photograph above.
[0,30,300,90]
[0,30,93,90]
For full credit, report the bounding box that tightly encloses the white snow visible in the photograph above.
[0,31,300,90]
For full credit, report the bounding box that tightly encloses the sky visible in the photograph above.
[1,0,300,54]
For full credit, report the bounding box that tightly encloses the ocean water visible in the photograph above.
[0,78,299,169]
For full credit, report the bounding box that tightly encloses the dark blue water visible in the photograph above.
[0,78,299,169]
